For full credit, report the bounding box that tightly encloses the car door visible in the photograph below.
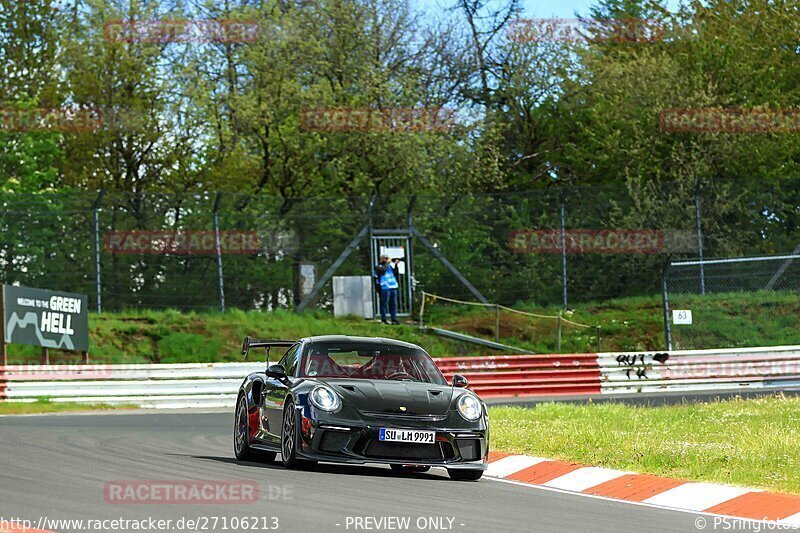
[263,342,302,444]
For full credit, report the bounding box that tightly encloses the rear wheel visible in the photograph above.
[281,399,316,470]
[234,395,276,463]
[447,469,483,481]
[390,464,431,474]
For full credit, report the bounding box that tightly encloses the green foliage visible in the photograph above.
[2,0,799,199]
[425,289,800,352]
[1,0,799,315]
[3,287,798,364]
[2,307,482,364]
[0,1,65,192]
[157,332,223,363]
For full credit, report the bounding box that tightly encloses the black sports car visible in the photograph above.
[234,335,489,480]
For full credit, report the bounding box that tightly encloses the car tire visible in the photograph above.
[447,469,483,481]
[234,394,277,463]
[390,464,431,474]
[280,399,316,470]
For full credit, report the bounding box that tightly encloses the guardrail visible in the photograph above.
[1,346,799,408]
[437,354,601,397]
[599,345,800,394]
[0,362,263,409]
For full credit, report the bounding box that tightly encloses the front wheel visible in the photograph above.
[234,395,276,463]
[280,399,316,470]
[447,469,483,481]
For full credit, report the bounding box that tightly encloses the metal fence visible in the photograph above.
[0,181,798,327]
[663,255,800,350]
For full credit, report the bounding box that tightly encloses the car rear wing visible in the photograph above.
[241,336,296,359]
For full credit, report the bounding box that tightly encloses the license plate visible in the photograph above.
[379,428,435,444]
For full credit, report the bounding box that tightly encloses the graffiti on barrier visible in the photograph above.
[614,352,669,379]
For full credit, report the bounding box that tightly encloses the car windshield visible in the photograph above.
[299,341,447,385]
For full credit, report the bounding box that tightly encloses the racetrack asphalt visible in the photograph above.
[0,411,747,533]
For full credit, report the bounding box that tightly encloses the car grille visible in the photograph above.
[363,440,453,461]
[456,439,481,461]
[319,431,352,453]
[360,411,447,422]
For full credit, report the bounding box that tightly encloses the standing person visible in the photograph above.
[374,254,400,325]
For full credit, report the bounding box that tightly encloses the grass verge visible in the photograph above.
[4,290,798,364]
[425,290,800,354]
[3,308,477,364]
[489,395,800,494]
[0,398,135,415]
[0,296,669,364]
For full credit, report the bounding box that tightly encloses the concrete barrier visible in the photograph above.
[0,362,262,408]
[598,345,800,394]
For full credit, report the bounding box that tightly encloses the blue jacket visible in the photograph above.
[375,262,399,290]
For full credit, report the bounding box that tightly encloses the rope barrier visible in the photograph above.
[421,292,491,308]
[420,291,594,329]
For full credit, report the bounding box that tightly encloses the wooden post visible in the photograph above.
[557,313,563,353]
[81,350,89,364]
[494,305,500,342]
[41,347,50,365]
[596,326,601,352]
[418,293,426,330]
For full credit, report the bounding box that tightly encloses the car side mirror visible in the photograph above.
[452,374,469,388]
[266,364,289,384]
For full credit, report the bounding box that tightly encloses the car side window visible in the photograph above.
[286,343,303,377]
[279,343,301,377]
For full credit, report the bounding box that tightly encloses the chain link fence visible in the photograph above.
[1,180,798,352]
[663,255,800,350]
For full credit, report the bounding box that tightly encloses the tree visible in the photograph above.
[0,0,65,192]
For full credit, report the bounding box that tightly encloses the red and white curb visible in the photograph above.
[486,452,800,525]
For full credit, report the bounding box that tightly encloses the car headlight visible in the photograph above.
[309,385,341,412]
[456,393,482,421]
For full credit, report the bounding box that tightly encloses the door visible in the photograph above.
[262,343,301,445]
[370,233,414,317]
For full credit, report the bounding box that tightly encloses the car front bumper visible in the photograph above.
[295,409,489,469]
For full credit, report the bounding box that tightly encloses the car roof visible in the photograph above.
[301,335,423,350]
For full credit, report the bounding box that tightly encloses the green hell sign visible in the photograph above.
[1,285,89,352]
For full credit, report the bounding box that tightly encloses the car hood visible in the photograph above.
[320,378,454,416]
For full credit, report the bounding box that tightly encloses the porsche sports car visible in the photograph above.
[234,335,489,481]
